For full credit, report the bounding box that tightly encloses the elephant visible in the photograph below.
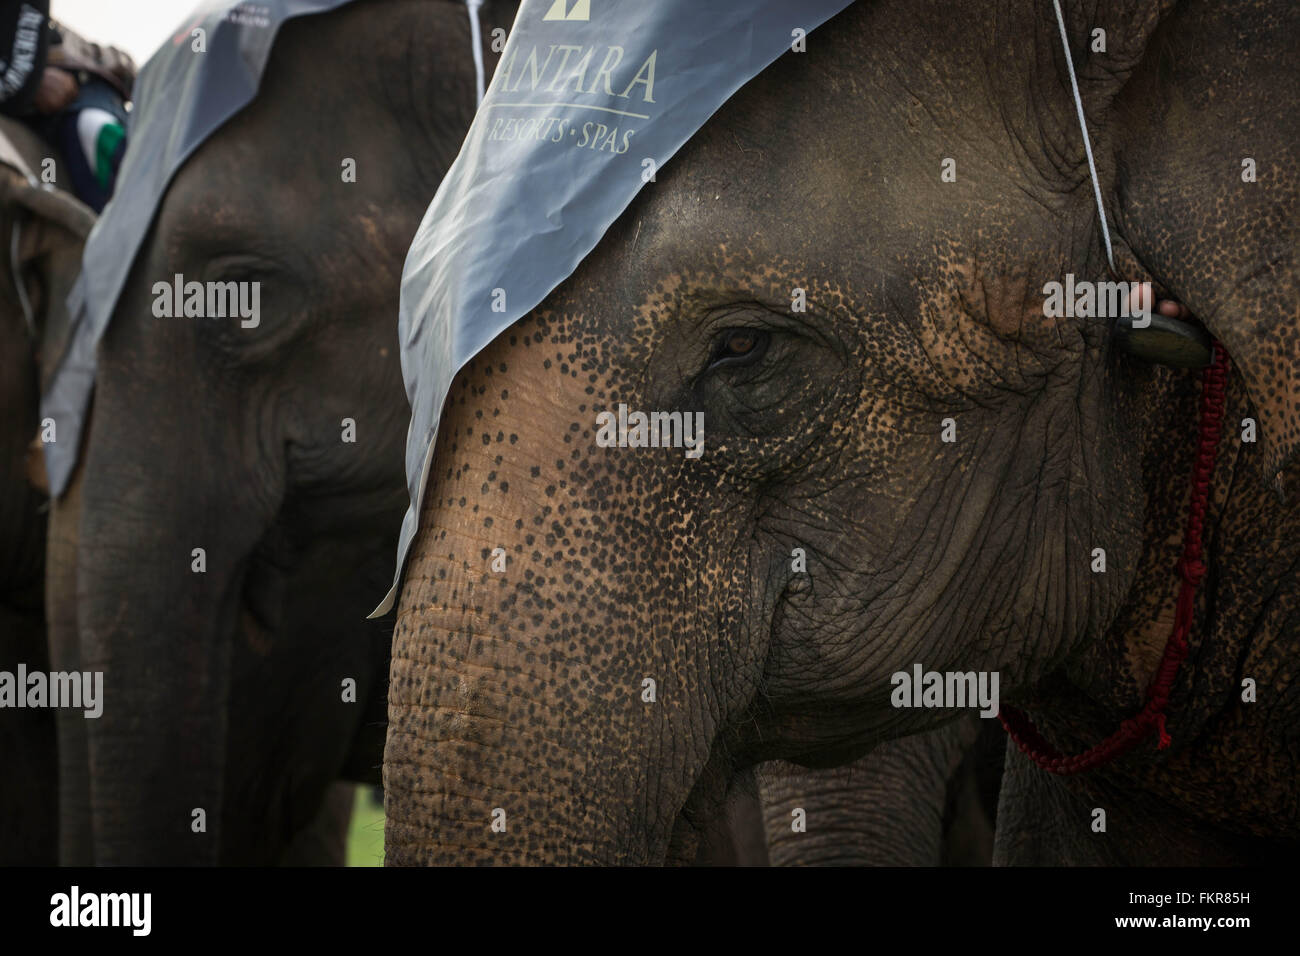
[0,116,92,864]
[383,0,1298,864]
[49,0,521,865]
[2,111,357,869]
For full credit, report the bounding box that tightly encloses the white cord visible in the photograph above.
[11,216,35,338]
[465,0,486,107]
[1052,0,1114,273]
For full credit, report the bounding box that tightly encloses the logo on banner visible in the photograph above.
[487,41,658,154]
[543,0,590,21]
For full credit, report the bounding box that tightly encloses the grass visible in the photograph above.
[346,787,385,867]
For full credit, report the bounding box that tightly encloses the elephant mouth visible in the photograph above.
[238,544,289,658]
[661,761,746,865]
[664,808,711,865]
[238,602,276,658]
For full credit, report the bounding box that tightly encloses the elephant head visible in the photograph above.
[57,0,519,865]
[385,0,1298,864]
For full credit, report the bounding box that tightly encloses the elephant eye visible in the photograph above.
[706,328,770,372]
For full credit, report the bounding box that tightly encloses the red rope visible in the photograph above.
[998,343,1230,774]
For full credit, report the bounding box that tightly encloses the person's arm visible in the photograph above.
[0,0,51,116]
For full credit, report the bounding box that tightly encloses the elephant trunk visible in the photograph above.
[75,385,277,865]
[384,496,718,866]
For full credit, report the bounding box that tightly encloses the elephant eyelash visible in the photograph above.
[207,263,273,284]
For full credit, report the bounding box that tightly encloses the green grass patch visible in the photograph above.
[346,789,385,867]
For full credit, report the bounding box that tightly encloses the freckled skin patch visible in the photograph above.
[386,0,1298,864]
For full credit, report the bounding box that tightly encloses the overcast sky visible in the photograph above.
[52,1,208,68]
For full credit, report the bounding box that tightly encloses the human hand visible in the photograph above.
[32,68,79,113]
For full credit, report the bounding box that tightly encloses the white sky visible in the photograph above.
[51,1,207,68]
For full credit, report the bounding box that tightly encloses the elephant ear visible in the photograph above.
[0,164,95,388]
[1112,0,1299,477]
